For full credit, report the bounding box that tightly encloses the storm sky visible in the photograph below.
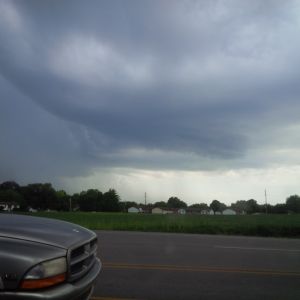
[1,0,300,205]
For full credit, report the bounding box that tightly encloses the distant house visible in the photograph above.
[177,208,186,215]
[200,209,210,215]
[152,207,164,214]
[0,202,19,212]
[128,207,140,213]
[138,205,151,214]
[152,207,173,214]
[0,202,7,211]
[192,209,220,215]
[222,209,236,215]
[28,207,38,213]
[152,207,186,215]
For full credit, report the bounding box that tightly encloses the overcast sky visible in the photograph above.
[1,0,300,205]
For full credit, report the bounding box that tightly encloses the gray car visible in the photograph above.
[0,213,101,300]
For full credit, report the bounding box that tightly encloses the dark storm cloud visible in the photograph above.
[1,0,300,182]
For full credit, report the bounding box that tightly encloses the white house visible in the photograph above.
[0,202,19,212]
[152,207,164,214]
[0,202,8,211]
[152,207,186,214]
[222,208,237,215]
[128,207,139,213]
[28,207,38,213]
[177,208,186,215]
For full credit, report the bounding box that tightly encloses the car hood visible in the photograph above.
[0,213,95,249]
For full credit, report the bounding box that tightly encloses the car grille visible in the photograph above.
[69,237,98,282]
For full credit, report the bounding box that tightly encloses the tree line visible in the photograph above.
[0,181,300,214]
[123,196,300,214]
[206,198,300,214]
[0,181,121,212]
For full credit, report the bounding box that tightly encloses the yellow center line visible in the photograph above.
[103,262,300,277]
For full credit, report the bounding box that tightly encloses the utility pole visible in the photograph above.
[264,189,268,214]
[145,192,147,206]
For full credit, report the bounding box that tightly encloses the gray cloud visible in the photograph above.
[1,0,300,185]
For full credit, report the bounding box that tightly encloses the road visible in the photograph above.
[91,231,300,300]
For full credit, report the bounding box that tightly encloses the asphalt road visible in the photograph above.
[92,231,300,300]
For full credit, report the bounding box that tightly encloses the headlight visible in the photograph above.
[20,257,67,290]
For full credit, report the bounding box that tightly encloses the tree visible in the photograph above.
[231,200,248,214]
[153,201,168,208]
[0,189,24,211]
[189,203,209,211]
[71,193,80,211]
[78,189,102,211]
[286,195,300,213]
[102,189,121,212]
[230,199,259,214]
[219,202,227,212]
[246,199,259,214]
[271,203,287,214]
[22,183,57,210]
[167,197,187,208]
[56,190,70,211]
[210,200,222,214]
[0,181,20,191]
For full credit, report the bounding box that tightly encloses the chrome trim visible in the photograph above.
[68,237,98,282]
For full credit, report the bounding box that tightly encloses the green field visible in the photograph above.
[24,212,300,238]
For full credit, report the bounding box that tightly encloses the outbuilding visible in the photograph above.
[152,207,164,214]
[222,208,237,215]
[0,202,19,212]
[128,207,139,213]
[177,208,186,215]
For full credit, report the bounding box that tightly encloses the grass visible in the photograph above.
[22,212,300,238]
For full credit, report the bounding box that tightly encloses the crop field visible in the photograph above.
[25,212,300,238]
